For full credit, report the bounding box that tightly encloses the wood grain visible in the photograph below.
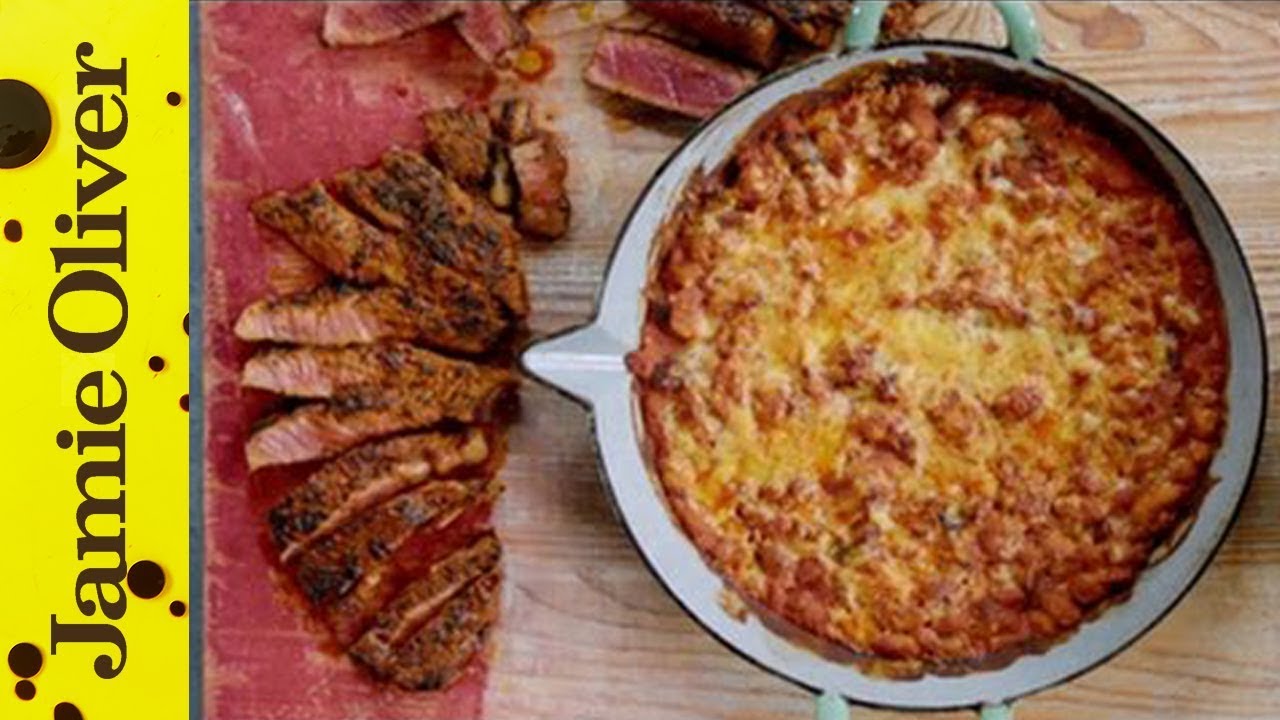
[484,3,1280,719]
[200,2,1280,718]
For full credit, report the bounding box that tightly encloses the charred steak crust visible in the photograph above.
[488,98,536,144]
[242,342,504,398]
[350,532,501,669]
[418,102,572,241]
[252,183,394,285]
[244,362,516,470]
[378,569,501,690]
[321,479,502,647]
[254,181,504,306]
[747,0,849,47]
[631,0,782,69]
[352,149,529,314]
[290,480,480,607]
[267,429,491,558]
[234,281,508,354]
[420,106,495,191]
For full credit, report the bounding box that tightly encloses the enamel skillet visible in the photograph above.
[522,2,1267,717]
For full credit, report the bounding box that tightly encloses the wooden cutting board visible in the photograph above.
[201,3,1280,719]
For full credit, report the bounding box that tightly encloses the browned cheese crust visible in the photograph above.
[629,72,1227,670]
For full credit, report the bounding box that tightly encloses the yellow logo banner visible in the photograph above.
[0,1,190,718]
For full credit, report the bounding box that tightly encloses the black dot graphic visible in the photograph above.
[55,214,72,233]
[183,313,189,335]
[180,394,189,412]
[54,702,84,720]
[56,430,73,449]
[149,355,166,372]
[14,680,34,700]
[4,219,21,242]
[0,79,52,169]
[166,91,182,107]
[8,642,42,677]
[169,600,186,617]
[126,560,165,599]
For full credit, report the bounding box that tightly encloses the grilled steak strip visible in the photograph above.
[350,533,500,665]
[233,283,507,354]
[252,181,509,318]
[252,183,393,284]
[511,131,571,240]
[292,481,475,606]
[321,1,464,47]
[243,342,493,399]
[454,2,530,65]
[245,363,515,470]
[746,0,848,47]
[324,480,501,646]
[268,430,490,560]
[631,1,781,68]
[585,31,759,119]
[335,152,528,316]
[382,570,501,690]
[420,107,494,191]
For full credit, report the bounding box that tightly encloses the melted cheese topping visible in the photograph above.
[630,75,1227,670]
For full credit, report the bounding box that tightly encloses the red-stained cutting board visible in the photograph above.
[200,2,702,718]
[200,3,496,719]
[201,3,1280,720]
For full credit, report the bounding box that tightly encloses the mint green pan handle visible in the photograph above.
[814,3,1039,719]
[815,690,1013,720]
[845,0,1041,61]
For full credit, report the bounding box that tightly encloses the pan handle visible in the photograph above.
[844,0,1041,61]
[812,691,1015,718]
[814,690,846,720]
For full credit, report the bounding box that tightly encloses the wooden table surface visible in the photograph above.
[200,2,1280,718]
[488,3,1280,719]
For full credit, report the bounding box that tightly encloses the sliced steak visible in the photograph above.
[402,216,527,318]
[292,481,474,606]
[747,0,848,47]
[630,1,781,68]
[243,342,493,399]
[585,31,758,119]
[269,430,490,561]
[380,148,526,300]
[252,181,508,318]
[420,107,494,190]
[233,283,507,354]
[486,98,540,212]
[350,533,500,665]
[511,132,571,240]
[321,1,464,47]
[252,183,392,285]
[454,2,530,65]
[378,569,501,690]
[323,481,502,646]
[336,152,528,316]
[245,363,515,470]
[488,98,537,144]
